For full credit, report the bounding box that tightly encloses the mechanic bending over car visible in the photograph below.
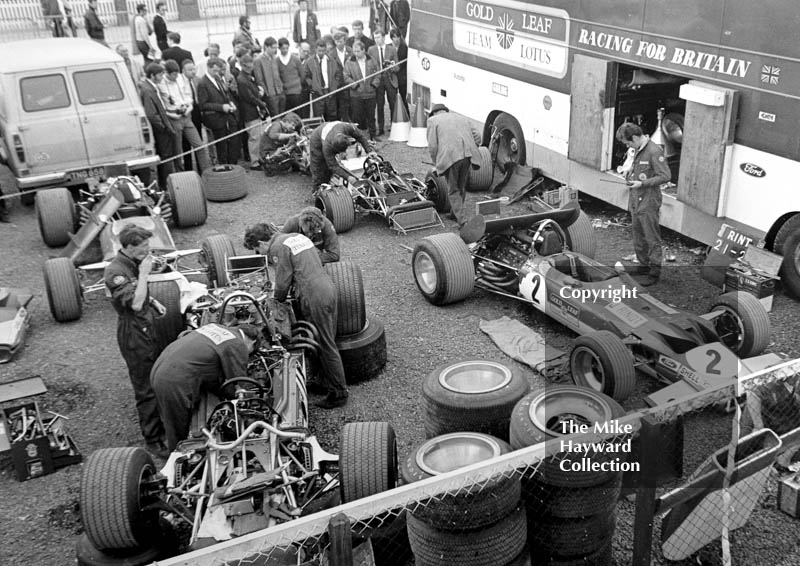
[244,223,349,409]
[151,323,260,451]
[308,120,374,189]
[282,206,340,264]
[616,122,671,287]
[258,111,303,175]
[104,225,169,460]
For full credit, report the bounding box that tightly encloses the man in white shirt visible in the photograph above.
[133,3,155,64]
[159,60,210,173]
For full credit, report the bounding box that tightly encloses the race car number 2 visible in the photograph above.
[519,271,546,309]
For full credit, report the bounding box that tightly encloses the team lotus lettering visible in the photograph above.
[559,284,637,304]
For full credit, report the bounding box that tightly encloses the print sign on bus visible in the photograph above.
[452,0,570,79]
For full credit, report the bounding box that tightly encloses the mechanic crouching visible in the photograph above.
[308,120,373,190]
[244,223,349,409]
[282,206,340,264]
[258,112,303,176]
[151,323,260,451]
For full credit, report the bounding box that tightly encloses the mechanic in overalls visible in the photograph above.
[151,323,260,451]
[258,112,303,175]
[616,122,671,287]
[104,224,168,459]
[281,206,340,263]
[244,223,349,409]
[308,120,373,189]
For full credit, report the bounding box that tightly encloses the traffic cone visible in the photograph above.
[407,99,428,148]
[389,93,411,142]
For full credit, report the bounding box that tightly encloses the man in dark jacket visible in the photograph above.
[389,0,410,38]
[304,40,341,121]
[151,323,260,451]
[308,120,372,188]
[368,29,398,137]
[104,224,168,459]
[369,0,390,36]
[237,53,268,170]
[198,57,240,165]
[244,224,348,409]
[254,38,286,117]
[282,207,340,263]
[84,0,106,45]
[141,63,176,188]
[292,0,320,46]
[153,1,169,51]
[161,32,193,67]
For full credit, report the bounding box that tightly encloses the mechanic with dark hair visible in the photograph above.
[258,112,303,175]
[243,223,348,409]
[282,207,340,263]
[151,323,260,451]
[104,224,168,459]
[308,120,372,189]
[615,122,671,287]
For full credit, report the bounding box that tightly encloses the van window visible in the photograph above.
[73,69,124,105]
[20,74,70,112]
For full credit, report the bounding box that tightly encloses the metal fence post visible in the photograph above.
[328,512,354,566]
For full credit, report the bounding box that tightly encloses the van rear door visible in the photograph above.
[69,65,145,169]
[16,71,89,175]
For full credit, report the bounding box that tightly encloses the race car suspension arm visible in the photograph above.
[202,421,305,450]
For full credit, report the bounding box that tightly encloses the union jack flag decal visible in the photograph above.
[760,65,780,85]
[495,12,515,50]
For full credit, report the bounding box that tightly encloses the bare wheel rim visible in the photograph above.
[416,432,502,476]
[413,251,438,295]
[493,128,521,163]
[439,360,512,394]
[571,346,607,392]
[712,305,745,351]
[528,387,612,437]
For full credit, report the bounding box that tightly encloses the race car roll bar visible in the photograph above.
[202,420,305,450]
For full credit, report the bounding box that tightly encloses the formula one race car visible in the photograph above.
[78,291,397,563]
[314,154,444,234]
[412,205,774,401]
[0,287,33,363]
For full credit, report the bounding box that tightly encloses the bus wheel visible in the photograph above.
[490,113,526,168]
[774,215,800,298]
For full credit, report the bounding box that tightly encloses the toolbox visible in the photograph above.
[0,376,82,481]
[723,246,781,312]
[778,473,800,519]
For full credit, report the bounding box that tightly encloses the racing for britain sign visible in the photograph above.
[452,0,570,78]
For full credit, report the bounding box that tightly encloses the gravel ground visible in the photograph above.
[1,140,800,565]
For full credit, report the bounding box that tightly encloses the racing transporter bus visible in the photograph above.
[407,0,800,295]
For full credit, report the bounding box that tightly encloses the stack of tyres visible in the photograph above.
[402,432,530,566]
[510,385,627,565]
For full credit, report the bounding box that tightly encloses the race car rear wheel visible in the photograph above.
[202,165,248,202]
[43,257,82,322]
[340,421,397,503]
[36,187,76,247]
[80,447,160,551]
[166,171,207,227]
[325,261,366,336]
[424,169,451,213]
[316,187,355,233]
[412,233,475,305]
[148,280,183,354]
[565,211,597,259]
[337,315,387,383]
[490,112,527,168]
[709,291,770,357]
[467,146,494,192]
[201,234,236,287]
[422,360,530,441]
[570,330,635,401]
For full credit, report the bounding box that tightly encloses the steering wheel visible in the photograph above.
[363,154,383,178]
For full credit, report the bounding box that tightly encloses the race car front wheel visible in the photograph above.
[149,280,183,355]
[167,171,207,227]
[316,187,355,233]
[36,188,76,247]
[569,330,635,401]
[424,169,451,213]
[201,234,236,288]
[709,291,770,357]
[412,233,475,305]
[43,257,82,322]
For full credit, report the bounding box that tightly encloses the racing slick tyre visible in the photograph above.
[401,433,521,531]
[406,503,527,566]
[325,261,366,336]
[529,542,612,566]
[80,447,160,551]
[36,187,76,247]
[490,112,527,168]
[340,421,398,503]
[166,171,207,227]
[201,234,236,287]
[523,474,622,519]
[569,330,636,401]
[527,513,616,559]
[337,315,387,383]
[75,533,161,566]
[202,164,248,202]
[422,360,530,441]
[412,232,475,305]
[43,257,82,322]
[509,386,627,488]
[424,169,451,213]
[316,187,356,233]
[565,211,597,259]
[467,146,494,192]
[774,214,800,298]
[709,291,770,357]
[148,280,183,354]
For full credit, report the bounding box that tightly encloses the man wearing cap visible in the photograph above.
[308,120,372,189]
[282,207,340,263]
[427,104,482,229]
[104,224,169,459]
[141,62,177,188]
[244,224,349,409]
[151,323,260,451]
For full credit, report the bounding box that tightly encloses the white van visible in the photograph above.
[0,39,158,197]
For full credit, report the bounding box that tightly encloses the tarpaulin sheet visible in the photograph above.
[479,316,566,373]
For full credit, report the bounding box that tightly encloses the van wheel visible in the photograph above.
[202,165,248,202]
[167,172,207,227]
[490,113,526,167]
[36,188,76,247]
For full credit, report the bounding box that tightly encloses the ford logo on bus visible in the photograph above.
[740,162,766,178]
